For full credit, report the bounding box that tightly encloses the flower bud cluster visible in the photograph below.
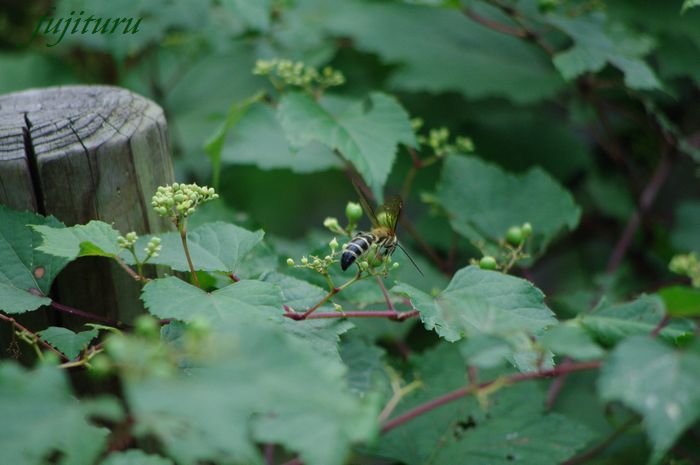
[253,58,345,91]
[151,183,219,219]
[117,231,138,249]
[287,238,340,274]
[145,236,162,259]
[669,253,700,287]
[416,125,475,157]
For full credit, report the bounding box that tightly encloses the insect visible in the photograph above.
[341,182,423,275]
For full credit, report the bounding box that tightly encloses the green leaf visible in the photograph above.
[322,1,564,103]
[539,323,605,361]
[374,344,593,465]
[0,362,122,465]
[547,12,661,90]
[141,276,283,323]
[682,0,700,14]
[100,450,174,465]
[124,324,379,465]
[32,221,121,259]
[129,222,264,275]
[459,334,513,368]
[340,338,388,395]
[0,282,51,315]
[658,286,700,317]
[260,271,327,310]
[220,102,341,174]
[39,327,98,360]
[221,0,272,30]
[599,336,700,464]
[0,206,68,314]
[277,92,415,201]
[436,155,581,255]
[580,295,693,346]
[393,266,556,342]
[204,92,265,190]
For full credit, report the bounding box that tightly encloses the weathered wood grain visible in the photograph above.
[0,85,174,332]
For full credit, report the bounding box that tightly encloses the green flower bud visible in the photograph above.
[323,217,340,230]
[329,237,339,252]
[521,222,533,238]
[506,226,524,246]
[333,303,343,312]
[301,256,308,265]
[134,314,160,339]
[392,262,400,270]
[345,202,363,223]
[479,256,498,270]
[88,354,112,380]
[286,258,295,266]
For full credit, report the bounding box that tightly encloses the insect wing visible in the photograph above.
[376,195,402,231]
[352,180,380,228]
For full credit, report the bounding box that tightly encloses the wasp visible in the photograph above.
[341,182,422,275]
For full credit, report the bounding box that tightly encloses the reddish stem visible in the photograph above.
[50,301,120,326]
[0,312,68,361]
[285,310,419,321]
[381,360,602,434]
[606,151,671,274]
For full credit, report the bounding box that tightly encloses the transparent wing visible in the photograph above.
[352,180,380,228]
[376,195,402,231]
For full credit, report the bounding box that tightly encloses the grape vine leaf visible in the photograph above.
[141,276,283,323]
[277,91,415,201]
[546,12,661,90]
[260,271,327,310]
[39,327,98,360]
[0,207,68,313]
[539,323,605,361]
[321,0,564,103]
[100,450,174,465]
[599,336,700,464]
[129,222,265,275]
[0,362,122,465]
[393,266,556,342]
[124,323,379,465]
[436,155,581,255]
[221,0,272,31]
[218,102,342,174]
[579,295,694,346]
[340,337,388,395]
[32,220,121,259]
[261,272,354,361]
[374,344,593,465]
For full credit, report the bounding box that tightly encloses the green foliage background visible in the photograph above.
[1,0,700,464]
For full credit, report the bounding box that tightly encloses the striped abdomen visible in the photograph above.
[341,233,376,271]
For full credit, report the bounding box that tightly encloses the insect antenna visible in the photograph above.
[396,242,424,276]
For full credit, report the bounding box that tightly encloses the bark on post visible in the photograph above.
[0,85,174,328]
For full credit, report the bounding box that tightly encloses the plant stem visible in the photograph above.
[606,151,671,275]
[178,218,200,288]
[112,255,144,282]
[295,272,361,320]
[562,417,639,465]
[285,310,419,320]
[50,301,120,326]
[381,360,602,434]
[0,312,68,361]
[376,275,395,311]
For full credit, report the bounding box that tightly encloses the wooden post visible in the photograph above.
[0,85,174,328]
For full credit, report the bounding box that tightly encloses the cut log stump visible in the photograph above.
[0,85,174,330]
